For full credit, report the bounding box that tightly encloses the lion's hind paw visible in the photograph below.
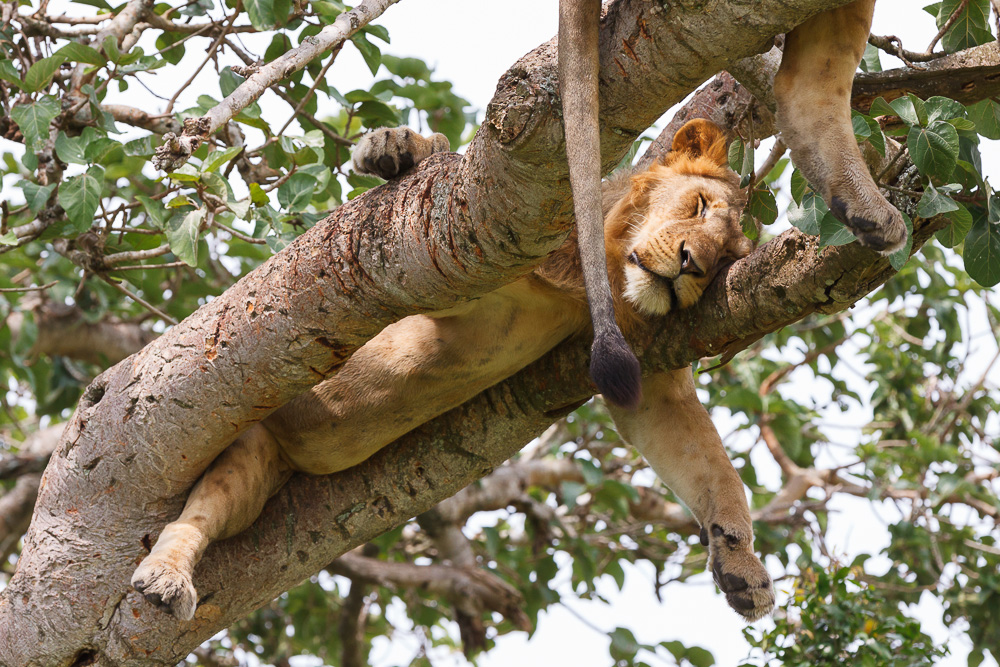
[704,524,775,622]
[132,558,198,621]
[352,127,449,180]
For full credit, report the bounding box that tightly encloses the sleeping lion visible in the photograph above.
[133,118,775,622]
[133,0,897,628]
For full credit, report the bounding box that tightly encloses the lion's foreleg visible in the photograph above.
[607,371,774,621]
[775,0,905,253]
[131,424,292,620]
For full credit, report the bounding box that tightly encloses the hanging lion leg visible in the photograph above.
[131,424,292,620]
[607,371,774,621]
[775,0,906,254]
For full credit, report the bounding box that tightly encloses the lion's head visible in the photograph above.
[606,119,754,319]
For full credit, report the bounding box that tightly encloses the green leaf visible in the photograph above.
[136,194,170,229]
[964,214,1000,287]
[249,182,271,207]
[727,137,754,188]
[55,131,88,165]
[819,215,856,247]
[155,32,187,65]
[889,96,922,127]
[57,166,104,233]
[0,231,17,246]
[356,100,400,126]
[202,146,242,173]
[868,96,896,119]
[351,32,382,75]
[935,203,974,248]
[924,96,967,123]
[17,181,56,214]
[123,135,157,157]
[788,192,828,235]
[608,627,640,662]
[244,0,277,30]
[228,198,251,220]
[937,0,994,52]
[10,96,60,150]
[166,208,205,266]
[966,99,1000,139]
[579,459,603,486]
[748,186,777,226]
[790,168,807,204]
[277,172,317,212]
[851,111,872,142]
[888,212,914,271]
[101,35,121,63]
[686,646,716,667]
[56,42,107,66]
[24,55,66,93]
[908,120,959,181]
[860,42,882,73]
[863,115,886,155]
[84,138,121,163]
[917,183,960,218]
[0,59,22,88]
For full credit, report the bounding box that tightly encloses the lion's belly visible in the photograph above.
[264,278,587,475]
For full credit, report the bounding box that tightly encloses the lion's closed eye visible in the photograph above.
[694,194,706,218]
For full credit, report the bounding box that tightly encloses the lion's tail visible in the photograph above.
[558,0,641,410]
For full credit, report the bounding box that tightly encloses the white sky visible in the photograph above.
[2,1,999,666]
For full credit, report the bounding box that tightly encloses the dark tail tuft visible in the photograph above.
[590,330,642,410]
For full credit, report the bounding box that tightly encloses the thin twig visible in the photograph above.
[98,274,178,324]
[164,10,239,115]
[277,45,342,137]
[0,281,58,293]
[107,261,189,272]
[927,0,968,54]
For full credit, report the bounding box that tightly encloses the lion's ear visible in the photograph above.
[671,119,728,167]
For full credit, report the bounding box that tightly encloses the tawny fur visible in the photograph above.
[132,119,775,624]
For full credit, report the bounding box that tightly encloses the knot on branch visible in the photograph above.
[153,117,211,172]
[231,64,261,78]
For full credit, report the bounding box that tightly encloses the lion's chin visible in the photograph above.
[623,267,675,316]
[623,267,706,316]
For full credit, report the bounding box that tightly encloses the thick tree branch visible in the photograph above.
[7,300,157,365]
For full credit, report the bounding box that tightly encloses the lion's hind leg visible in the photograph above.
[775,0,906,254]
[352,127,450,180]
[131,424,291,620]
[607,371,774,621]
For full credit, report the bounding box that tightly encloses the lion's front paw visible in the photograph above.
[702,524,774,622]
[828,189,907,256]
[132,557,198,621]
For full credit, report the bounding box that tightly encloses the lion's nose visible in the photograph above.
[678,242,704,277]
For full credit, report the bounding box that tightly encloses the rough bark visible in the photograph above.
[3,0,943,664]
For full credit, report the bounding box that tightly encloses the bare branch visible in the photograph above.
[329,551,532,634]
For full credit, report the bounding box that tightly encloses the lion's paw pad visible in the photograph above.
[704,525,775,622]
[132,559,198,621]
[830,195,907,256]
